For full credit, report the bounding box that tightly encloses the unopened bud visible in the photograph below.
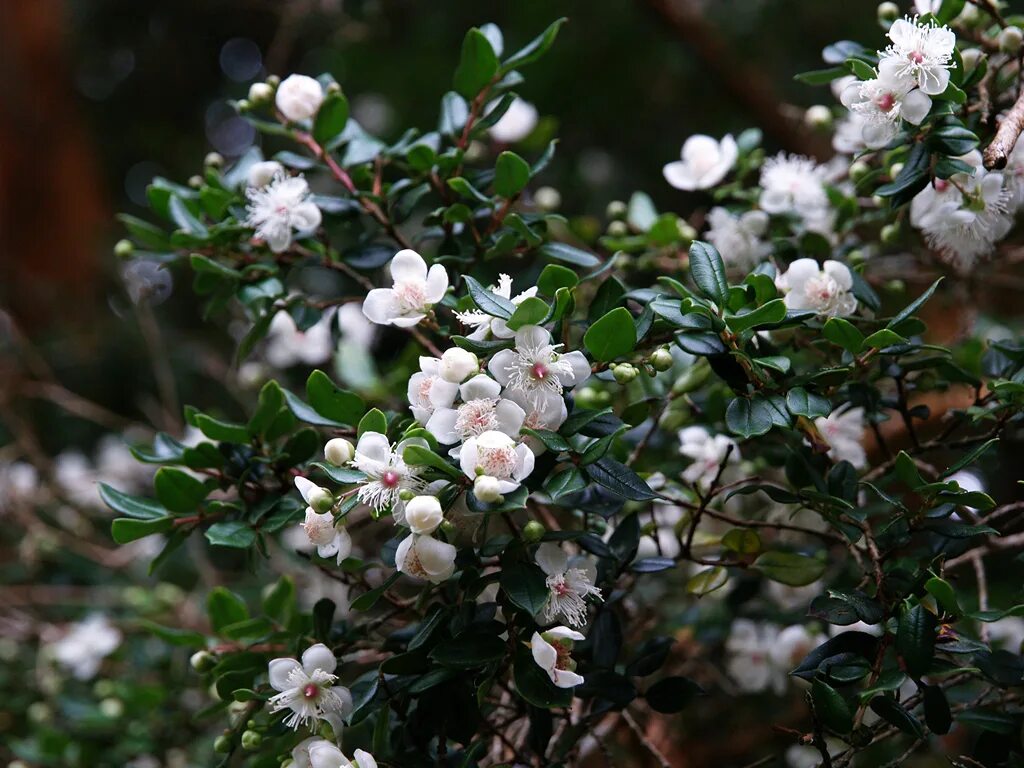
[889,162,904,179]
[847,249,865,267]
[877,2,899,26]
[439,347,479,383]
[188,175,203,189]
[534,186,561,211]
[248,82,274,105]
[236,99,252,112]
[1000,26,1023,55]
[324,437,355,467]
[204,152,224,168]
[474,474,503,503]
[886,279,906,293]
[326,82,342,95]
[308,487,334,514]
[849,160,871,183]
[960,48,983,72]
[575,386,601,408]
[613,253,632,270]
[612,363,637,384]
[241,730,262,750]
[606,200,627,220]
[99,698,124,718]
[114,239,134,259]
[266,74,281,88]
[677,221,698,242]
[523,520,546,543]
[190,650,216,673]
[804,104,833,129]
[880,223,901,245]
[214,734,232,754]
[607,220,629,237]
[650,347,674,372]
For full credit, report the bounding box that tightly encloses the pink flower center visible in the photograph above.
[303,683,319,699]
[381,469,401,488]
[935,179,950,192]
[876,92,896,112]
[531,362,548,379]
[909,50,924,64]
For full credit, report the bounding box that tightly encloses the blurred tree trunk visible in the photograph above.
[0,0,107,328]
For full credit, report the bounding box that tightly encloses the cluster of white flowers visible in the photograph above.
[455,274,537,340]
[295,476,352,565]
[725,620,825,695]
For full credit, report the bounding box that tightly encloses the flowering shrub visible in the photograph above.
[15,3,1024,766]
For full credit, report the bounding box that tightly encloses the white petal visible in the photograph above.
[414,535,457,579]
[425,408,461,444]
[308,741,347,768]
[361,289,400,325]
[919,65,950,96]
[487,349,517,386]
[389,313,426,328]
[663,161,698,191]
[459,437,480,478]
[494,398,526,436]
[560,351,591,387]
[512,443,535,481]
[460,374,502,401]
[530,632,557,671]
[780,259,820,293]
[294,476,318,503]
[553,669,585,688]
[900,90,932,125]
[424,264,449,303]
[352,749,378,768]
[268,657,302,691]
[515,324,551,350]
[546,626,586,642]
[823,260,853,290]
[355,432,392,466]
[389,249,428,284]
[429,378,460,409]
[535,542,568,575]
[301,643,337,675]
[292,202,323,231]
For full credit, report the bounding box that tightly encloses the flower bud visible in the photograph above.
[324,437,355,466]
[405,495,444,535]
[398,488,415,501]
[677,220,698,242]
[876,1,899,26]
[204,151,224,168]
[606,200,628,220]
[649,348,674,372]
[960,48,983,72]
[612,363,637,384]
[439,347,479,383]
[248,82,274,105]
[886,278,906,293]
[188,175,203,189]
[958,3,980,25]
[889,162,904,179]
[1000,26,1023,55]
[474,474,503,503]
[308,487,335,514]
[266,74,281,88]
[241,730,263,750]
[847,249,866,267]
[114,239,134,259]
[534,186,562,211]
[246,160,284,188]
[607,220,629,237]
[880,223,901,245]
[464,140,486,163]
[613,253,632,270]
[804,104,832,129]
[235,99,252,112]
[849,160,871,183]
[190,650,216,673]
[523,520,545,543]
[575,386,601,408]
[27,702,51,724]
[275,74,325,122]
[214,734,232,754]
[326,81,342,95]
[99,698,124,718]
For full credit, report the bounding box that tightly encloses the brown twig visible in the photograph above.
[983,89,1024,169]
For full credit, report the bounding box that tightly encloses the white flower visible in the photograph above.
[839,69,932,149]
[678,426,739,490]
[663,134,738,191]
[832,112,871,155]
[535,542,603,627]
[299,507,352,565]
[910,160,1013,271]
[395,533,457,583]
[265,310,335,368]
[291,737,320,768]
[879,16,956,96]
[504,388,568,454]
[455,274,538,341]
[989,617,1024,652]
[531,627,585,688]
[759,153,832,233]
[459,430,535,494]
[408,356,460,424]
[404,495,444,535]
[246,173,322,253]
[247,160,285,188]
[488,325,590,412]
[776,259,858,318]
[307,740,378,768]
[351,432,425,517]
[362,250,448,328]
[49,615,122,680]
[276,74,325,122]
[439,347,479,383]
[489,97,539,144]
[0,461,38,505]
[268,643,352,730]
[815,407,867,468]
[704,207,771,272]
[426,374,526,445]
[769,624,826,673]
[725,619,785,694]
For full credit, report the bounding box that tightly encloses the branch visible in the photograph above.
[983,90,1024,169]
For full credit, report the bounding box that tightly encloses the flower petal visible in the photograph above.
[268,657,302,691]
[301,643,337,675]
[389,249,428,284]
[361,289,400,325]
[535,542,568,575]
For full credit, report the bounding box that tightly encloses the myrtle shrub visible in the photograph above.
[18,2,1024,767]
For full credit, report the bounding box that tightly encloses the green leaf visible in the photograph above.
[924,576,961,617]
[941,437,998,479]
[585,457,657,500]
[169,195,207,237]
[875,142,930,206]
[306,370,364,426]
[930,124,978,156]
[538,242,600,268]
[923,685,952,735]
[494,150,531,197]
[896,603,936,679]
[500,562,549,615]
[190,253,241,279]
[786,387,831,419]
[111,516,173,544]
[812,679,853,733]
[543,466,585,500]
[262,576,296,623]
[506,296,550,331]
[205,521,257,549]
[248,380,285,437]
[686,566,728,595]
[688,241,729,305]
[726,394,790,438]
[99,483,167,520]
[358,408,388,437]
[870,695,925,738]
[752,551,826,586]
[725,299,786,333]
[863,328,906,349]
[888,277,942,329]
[402,444,463,479]
[282,388,348,428]
[453,28,499,98]
[583,307,636,362]
[312,92,349,145]
[501,18,567,73]
[194,413,250,443]
[154,467,208,513]
[430,632,506,668]
[464,275,515,319]
[138,620,205,647]
[537,264,579,295]
[722,528,761,555]
[207,587,249,632]
[351,573,400,612]
[823,317,865,353]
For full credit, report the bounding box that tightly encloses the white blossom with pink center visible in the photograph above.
[299,506,353,565]
[268,643,352,730]
[530,626,585,689]
[840,69,932,149]
[350,431,426,518]
[814,407,867,469]
[362,249,448,328]
[776,258,858,318]
[245,173,323,253]
[879,16,956,96]
[407,356,459,424]
[725,619,786,694]
[426,374,526,445]
[758,153,833,234]
[535,542,603,628]
[459,429,535,495]
[488,325,590,412]
[395,533,457,583]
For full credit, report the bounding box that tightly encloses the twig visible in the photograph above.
[983,89,1024,169]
